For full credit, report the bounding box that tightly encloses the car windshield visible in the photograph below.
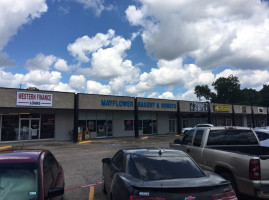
[129,155,205,181]
[0,163,39,200]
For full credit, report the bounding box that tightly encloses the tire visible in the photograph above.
[102,175,107,194]
[220,172,240,196]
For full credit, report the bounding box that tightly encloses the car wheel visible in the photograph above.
[102,176,107,194]
[220,172,239,196]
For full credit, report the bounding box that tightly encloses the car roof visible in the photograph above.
[0,149,46,163]
[194,126,252,130]
[123,148,187,157]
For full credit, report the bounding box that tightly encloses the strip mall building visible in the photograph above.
[0,87,268,143]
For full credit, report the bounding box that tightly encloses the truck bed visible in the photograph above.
[207,145,269,158]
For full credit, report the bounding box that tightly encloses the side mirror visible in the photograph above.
[102,158,111,164]
[174,139,182,144]
[48,186,64,198]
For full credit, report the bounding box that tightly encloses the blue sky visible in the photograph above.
[1,0,269,101]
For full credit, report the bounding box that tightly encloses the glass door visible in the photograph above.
[30,119,40,140]
[20,119,30,140]
[19,119,40,140]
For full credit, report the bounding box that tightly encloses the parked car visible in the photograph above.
[181,127,192,134]
[0,149,65,200]
[170,126,269,199]
[102,147,237,200]
[194,123,214,127]
[254,128,269,147]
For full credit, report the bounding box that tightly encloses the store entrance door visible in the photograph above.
[19,119,40,140]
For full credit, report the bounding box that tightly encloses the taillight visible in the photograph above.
[249,159,260,180]
[128,196,166,200]
[211,190,237,200]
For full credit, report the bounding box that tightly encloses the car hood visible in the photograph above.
[119,171,230,188]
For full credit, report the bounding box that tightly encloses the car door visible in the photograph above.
[107,151,125,194]
[180,129,195,153]
[189,129,205,165]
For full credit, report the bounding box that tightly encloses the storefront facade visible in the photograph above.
[0,88,74,143]
[180,101,209,128]
[0,87,268,143]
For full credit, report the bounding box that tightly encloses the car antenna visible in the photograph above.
[158,149,162,156]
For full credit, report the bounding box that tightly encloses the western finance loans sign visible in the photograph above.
[16,92,53,107]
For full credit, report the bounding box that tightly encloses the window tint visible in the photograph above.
[46,154,59,180]
[255,131,269,141]
[132,155,204,181]
[193,130,204,147]
[112,151,124,170]
[182,130,195,145]
[127,156,141,179]
[43,157,53,196]
[207,129,259,145]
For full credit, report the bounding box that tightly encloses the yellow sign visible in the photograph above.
[214,105,231,112]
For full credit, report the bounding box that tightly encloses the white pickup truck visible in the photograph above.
[170,126,269,199]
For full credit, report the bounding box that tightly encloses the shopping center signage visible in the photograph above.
[190,103,208,112]
[16,92,53,107]
[213,105,231,112]
[100,99,176,110]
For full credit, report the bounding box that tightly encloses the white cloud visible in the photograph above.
[69,75,86,91]
[125,58,215,96]
[54,59,69,71]
[216,69,269,90]
[23,70,62,87]
[0,70,24,88]
[0,0,47,51]
[148,91,175,99]
[74,0,105,16]
[126,0,269,69]
[90,36,132,79]
[0,52,16,68]
[25,53,56,71]
[67,29,114,62]
[86,80,111,94]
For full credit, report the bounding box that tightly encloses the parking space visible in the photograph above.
[2,134,177,200]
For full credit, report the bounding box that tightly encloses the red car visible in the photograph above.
[0,149,65,200]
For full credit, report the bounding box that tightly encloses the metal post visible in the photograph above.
[207,102,212,124]
[232,104,236,126]
[134,98,139,138]
[251,106,255,128]
[177,101,182,134]
[73,93,78,143]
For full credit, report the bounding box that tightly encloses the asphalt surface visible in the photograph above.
[2,134,177,200]
[0,134,263,200]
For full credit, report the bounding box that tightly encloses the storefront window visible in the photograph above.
[40,115,55,139]
[1,115,19,141]
[87,120,96,132]
[124,120,133,131]
[97,120,112,137]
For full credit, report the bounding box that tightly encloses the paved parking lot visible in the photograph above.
[3,134,177,200]
[1,134,261,200]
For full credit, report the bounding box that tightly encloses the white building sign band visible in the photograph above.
[16,92,53,107]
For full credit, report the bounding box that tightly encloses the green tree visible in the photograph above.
[194,85,212,101]
[260,85,269,106]
[26,86,39,91]
[241,88,261,106]
[212,75,241,103]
